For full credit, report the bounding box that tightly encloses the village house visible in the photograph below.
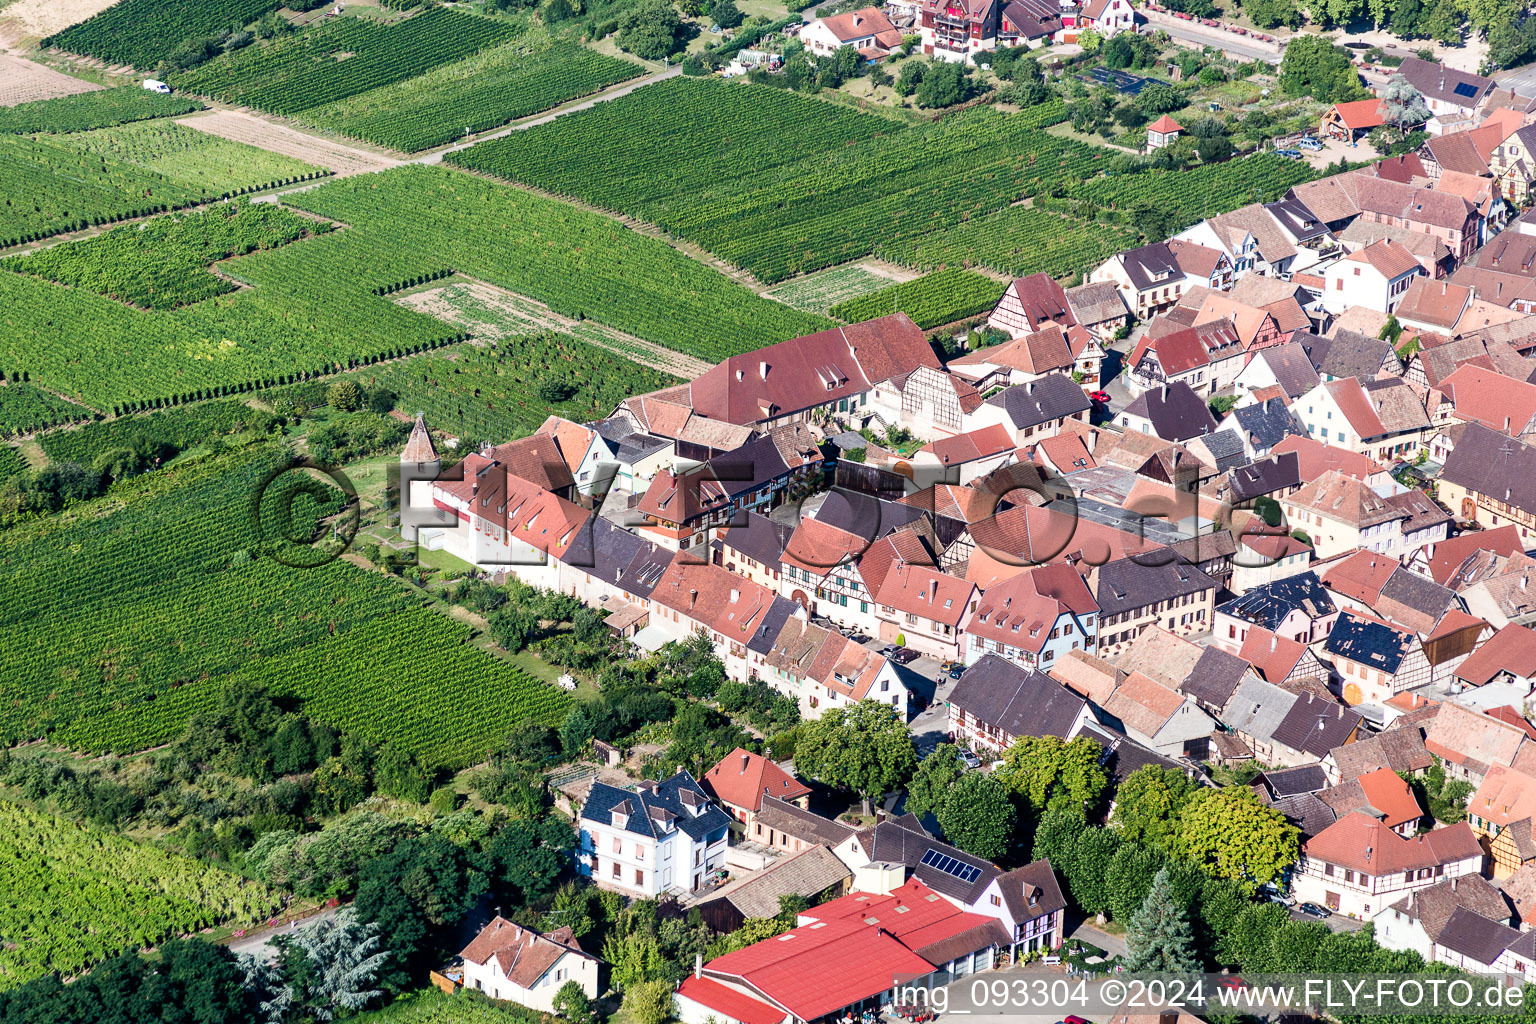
[1090,240,1229,320]
[1232,340,1323,404]
[694,846,853,935]
[1092,555,1218,657]
[948,654,1095,756]
[1424,700,1530,785]
[1215,571,1339,647]
[459,919,599,1011]
[1321,98,1388,145]
[1374,875,1517,963]
[1117,381,1220,442]
[801,6,904,55]
[700,748,811,828]
[1099,670,1216,759]
[578,773,732,897]
[968,373,1092,444]
[1468,764,1536,878]
[1279,470,1410,560]
[962,562,1099,671]
[1452,624,1536,711]
[1322,239,1425,315]
[1440,423,1536,542]
[1221,679,1362,768]
[1293,377,1430,465]
[1065,280,1131,342]
[1237,625,1332,690]
[1292,813,1484,918]
[1397,56,1495,121]
[761,616,909,718]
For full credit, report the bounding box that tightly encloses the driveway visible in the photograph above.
[1139,14,1280,64]
[226,904,345,962]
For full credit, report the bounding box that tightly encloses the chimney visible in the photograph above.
[741,752,750,772]
[1442,281,1448,294]
[1160,1013,1179,1024]
[735,369,744,382]
[695,953,704,979]
[690,588,699,608]
[760,361,770,380]
[1161,384,1169,400]
[730,588,740,603]
[1270,635,1277,652]
[1507,416,1513,432]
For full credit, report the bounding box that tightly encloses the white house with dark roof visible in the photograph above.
[947,654,1095,756]
[578,771,732,897]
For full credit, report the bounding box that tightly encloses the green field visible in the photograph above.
[828,267,1005,329]
[357,332,679,441]
[449,80,1101,282]
[0,383,93,437]
[1061,157,1316,229]
[766,264,897,314]
[36,394,279,467]
[350,990,543,1024]
[2,446,570,768]
[4,203,320,311]
[294,36,644,152]
[46,0,281,69]
[875,207,1142,281]
[0,122,322,247]
[174,7,521,115]
[0,86,202,135]
[0,799,282,990]
[0,162,816,411]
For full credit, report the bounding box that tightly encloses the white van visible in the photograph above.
[142,79,171,94]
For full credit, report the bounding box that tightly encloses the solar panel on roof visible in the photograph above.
[1453,82,1479,99]
[920,847,982,884]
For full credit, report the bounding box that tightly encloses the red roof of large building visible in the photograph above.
[686,314,937,425]
[1456,625,1536,687]
[1237,626,1307,684]
[1355,767,1425,829]
[1270,435,1384,481]
[1304,814,1481,874]
[703,880,1004,1021]
[1424,525,1525,587]
[966,562,1097,654]
[702,748,811,813]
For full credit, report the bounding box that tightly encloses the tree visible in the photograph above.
[551,881,600,939]
[326,379,363,412]
[794,700,916,813]
[1105,842,1166,921]
[1196,133,1233,163]
[615,0,687,59]
[997,734,1108,817]
[935,772,1016,860]
[372,743,432,802]
[1135,82,1184,116]
[352,833,488,991]
[1060,825,1121,915]
[905,743,965,819]
[1112,765,1198,849]
[1175,786,1299,892]
[713,0,744,26]
[555,981,598,1024]
[1278,35,1366,103]
[916,60,974,108]
[1030,805,1088,864]
[1379,73,1430,135]
[276,908,388,1022]
[484,815,576,903]
[537,378,577,403]
[623,980,675,1024]
[1077,27,1101,52]
[1123,868,1201,973]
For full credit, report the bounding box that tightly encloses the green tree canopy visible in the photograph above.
[905,743,966,819]
[997,734,1108,817]
[1112,764,1199,849]
[935,771,1017,860]
[1175,786,1300,892]
[615,0,687,60]
[794,700,917,813]
[1278,35,1367,103]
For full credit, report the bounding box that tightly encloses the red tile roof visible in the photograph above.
[1304,814,1481,875]
[967,562,1096,654]
[1424,526,1525,587]
[689,314,936,425]
[817,6,902,47]
[1456,624,1536,687]
[1238,626,1308,684]
[1032,432,1096,473]
[872,560,975,627]
[1355,767,1425,829]
[651,555,781,642]
[918,424,1016,466]
[703,748,811,813]
[1148,114,1182,133]
[1270,435,1384,481]
[1437,364,1536,437]
[1331,98,1388,131]
[676,976,788,1024]
[705,880,993,1021]
[1128,325,1210,376]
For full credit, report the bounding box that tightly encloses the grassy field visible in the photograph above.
[828,267,1005,329]
[58,120,320,192]
[766,264,900,314]
[876,207,1141,281]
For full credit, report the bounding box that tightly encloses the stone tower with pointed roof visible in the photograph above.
[399,412,440,542]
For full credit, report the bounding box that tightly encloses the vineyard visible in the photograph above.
[37,395,281,467]
[0,86,201,135]
[0,799,282,990]
[174,7,520,116]
[875,207,1142,281]
[46,0,282,69]
[0,123,323,247]
[359,332,680,440]
[0,445,25,483]
[1062,154,1317,229]
[1,446,569,768]
[283,166,831,360]
[452,85,1109,282]
[0,383,92,438]
[4,203,323,311]
[829,267,1004,328]
[293,37,644,153]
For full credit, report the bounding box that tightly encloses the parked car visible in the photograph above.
[880,643,899,657]
[1261,884,1296,907]
[959,749,982,769]
[1064,1016,1093,1024]
[1298,136,1323,151]
[1089,390,1111,403]
[1275,148,1303,159]
[892,648,920,665]
[948,664,965,680]
[1297,902,1331,919]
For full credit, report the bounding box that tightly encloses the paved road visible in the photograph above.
[1140,16,1281,64]
[1499,62,1536,98]
[226,904,344,962]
